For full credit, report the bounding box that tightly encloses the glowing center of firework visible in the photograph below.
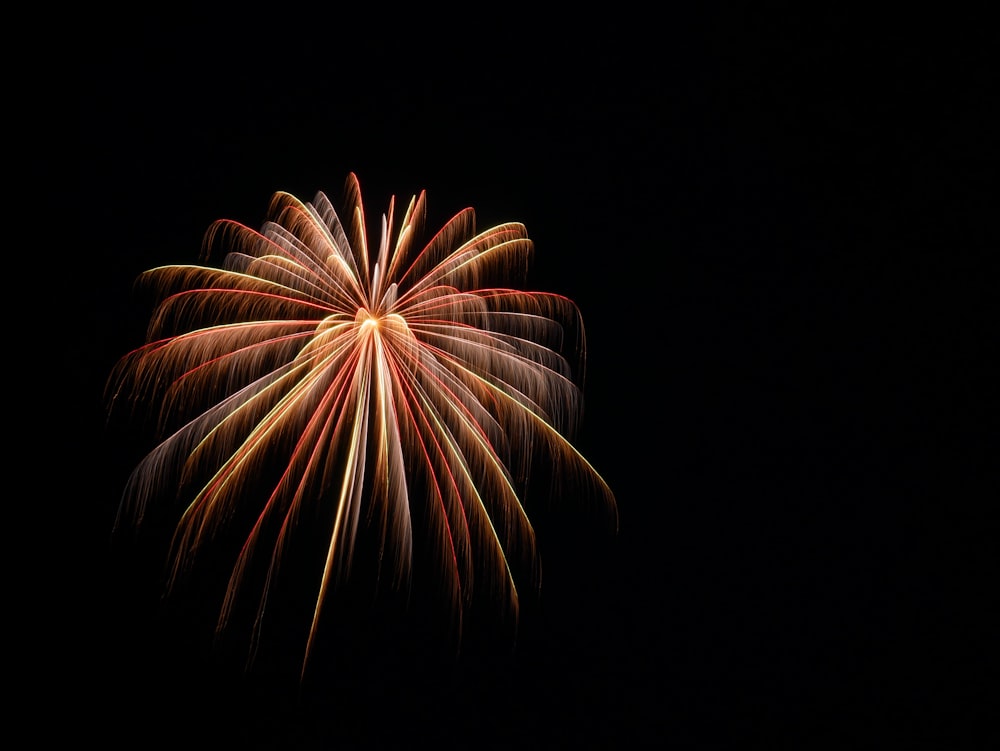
[353,309,409,337]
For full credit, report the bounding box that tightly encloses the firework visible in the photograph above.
[106,173,617,677]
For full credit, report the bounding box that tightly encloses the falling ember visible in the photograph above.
[106,173,617,679]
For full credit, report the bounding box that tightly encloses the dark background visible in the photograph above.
[64,5,994,748]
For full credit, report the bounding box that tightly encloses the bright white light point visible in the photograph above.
[354,308,378,330]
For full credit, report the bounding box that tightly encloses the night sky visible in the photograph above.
[66,6,994,748]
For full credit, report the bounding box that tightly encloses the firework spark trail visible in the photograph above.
[107,172,618,677]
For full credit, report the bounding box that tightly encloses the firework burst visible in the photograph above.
[106,173,617,677]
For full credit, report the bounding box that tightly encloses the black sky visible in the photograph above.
[65,6,995,748]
